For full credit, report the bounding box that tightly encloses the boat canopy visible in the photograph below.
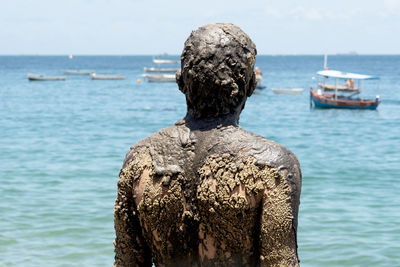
[317,70,379,80]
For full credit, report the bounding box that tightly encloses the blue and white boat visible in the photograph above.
[310,69,381,109]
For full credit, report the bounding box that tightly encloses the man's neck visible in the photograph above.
[178,113,240,130]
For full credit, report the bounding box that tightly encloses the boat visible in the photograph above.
[256,75,266,89]
[272,88,304,94]
[144,67,179,73]
[255,66,266,89]
[152,59,179,64]
[64,69,94,75]
[27,73,66,81]
[142,57,180,82]
[143,73,176,83]
[90,73,125,80]
[310,69,381,109]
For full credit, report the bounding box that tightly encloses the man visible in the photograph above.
[114,23,301,267]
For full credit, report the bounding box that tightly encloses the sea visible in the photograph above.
[0,55,399,267]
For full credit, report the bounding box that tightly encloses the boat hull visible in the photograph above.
[272,88,304,94]
[310,89,380,109]
[90,73,125,80]
[144,67,179,73]
[152,59,179,64]
[144,74,176,83]
[27,73,66,81]
[64,70,94,75]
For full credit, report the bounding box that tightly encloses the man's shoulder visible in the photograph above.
[122,125,186,168]
[132,125,183,148]
[235,128,302,200]
[233,128,300,171]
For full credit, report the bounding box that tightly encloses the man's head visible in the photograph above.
[176,23,257,120]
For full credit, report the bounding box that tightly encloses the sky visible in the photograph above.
[1,0,399,55]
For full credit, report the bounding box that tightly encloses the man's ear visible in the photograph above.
[247,71,256,97]
[176,70,186,94]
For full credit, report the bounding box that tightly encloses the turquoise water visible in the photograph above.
[0,55,399,266]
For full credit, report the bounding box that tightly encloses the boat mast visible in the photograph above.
[361,80,364,100]
[335,78,338,100]
[323,54,328,69]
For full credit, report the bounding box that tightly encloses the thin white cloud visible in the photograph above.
[0,0,398,54]
[263,7,282,19]
[379,0,400,16]
[291,7,325,21]
[384,0,400,9]
[263,6,362,21]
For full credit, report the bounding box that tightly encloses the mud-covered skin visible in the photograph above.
[114,23,301,266]
[114,119,301,266]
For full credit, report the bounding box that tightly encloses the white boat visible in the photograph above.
[256,74,266,89]
[143,57,179,82]
[152,59,179,64]
[64,69,94,75]
[90,73,125,80]
[144,67,179,73]
[255,67,266,89]
[143,73,176,83]
[272,88,304,94]
[27,73,66,81]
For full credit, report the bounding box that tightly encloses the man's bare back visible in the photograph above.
[114,23,301,266]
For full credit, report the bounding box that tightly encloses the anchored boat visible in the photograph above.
[64,69,94,75]
[255,66,266,89]
[272,88,304,94]
[142,57,180,83]
[143,67,179,73]
[90,73,125,80]
[152,59,179,64]
[310,69,381,109]
[27,73,66,81]
[143,73,176,83]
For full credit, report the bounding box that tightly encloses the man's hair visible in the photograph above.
[177,23,257,119]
